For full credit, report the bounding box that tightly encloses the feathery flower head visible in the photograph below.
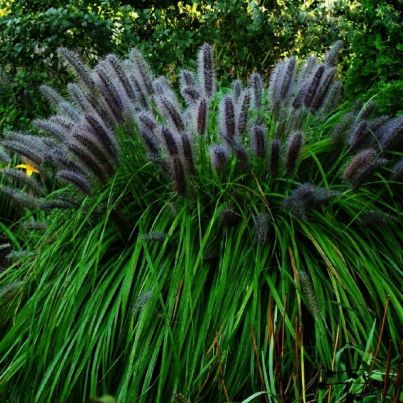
[57,47,95,91]
[128,48,154,95]
[236,90,250,136]
[377,116,403,150]
[350,158,387,190]
[283,183,338,219]
[250,124,266,158]
[324,40,344,67]
[157,96,185,133]
[344,148,377,181]
[249,72,264,110]
[209,144,229,171]
[161,126,179,156]
[252,212,271,244]
[1,168,43,195]
[219,95,236,145]
[182,86,201,105]
[303,65,325,109]
[285,132,304,173]
[196,98,208,135]
[220,208,241,227]
[298,270,320,318]
[361,211,398,227]
[179,69,196,88]
[57,169,93,195]
[231,80,243,101]
[198,43,216,99]
[348,120,368,151]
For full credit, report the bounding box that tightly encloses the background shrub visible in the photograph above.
[1,0,351,129]
[2,0,402,131]
[0,0,119,127]
[343,0,403,114]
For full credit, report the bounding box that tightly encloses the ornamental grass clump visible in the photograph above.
[0,41,341,205]
[0,42,401,402]
[1,40,399,207]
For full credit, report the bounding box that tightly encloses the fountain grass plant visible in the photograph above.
[0,42,402,402]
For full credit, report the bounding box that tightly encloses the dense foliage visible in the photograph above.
[1,0,402,130]
[343,0,403,114]
[0,0,119,127]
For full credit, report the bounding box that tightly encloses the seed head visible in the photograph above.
[252,212,271,244]
[348,120,368,151]
[285,132,304,173]
[344,148,376,180]
[157,96,185,133]
[231,80,243,101]
[183,86,201,105]
[171,156,187,195]
[129,48,154,95]
[198,43,216,99]
[250,124,266,158]
[270,139,281,176]
[57,169,93,195]
[40,85,66,109]
[161,126,179,156]
[237,90,250,136]
[179,69,196,88]
[350,158,387,190]
[298,270,320,318]
[209,144,229,170]
[57,47,95,91]
[304,65,325,109]
[219,95,236,145]
[324,40,344,67]
[1,168,43,195]
[391,158,403,180]
[181,133,195,175]
[196,98,208,135]
[249,72,264,109]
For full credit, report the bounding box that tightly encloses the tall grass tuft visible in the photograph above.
[0,42,401,402]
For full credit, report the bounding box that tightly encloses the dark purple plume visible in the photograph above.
[250,125,266,158]
[282,183,339,219]
[196,98,208,135]
[270,139,281,176]
[285,132,304,173]
[198,43,216,99]
[161,126,179,156]
[219,96,236,145]
[57,169,93,195]
[209,144,229,170]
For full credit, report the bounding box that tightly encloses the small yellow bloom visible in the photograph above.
[16,163,39,177]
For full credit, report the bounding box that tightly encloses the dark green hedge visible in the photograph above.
[0,0,401,130]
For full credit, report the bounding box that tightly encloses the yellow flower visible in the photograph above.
[15,163,39,177]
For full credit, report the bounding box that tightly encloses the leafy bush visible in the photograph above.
[1,0,352,130]
[118,0,350,80]
[3,0,402,128]
[0,0,120,127]
[0,42,401,402]
[344,0,403,114]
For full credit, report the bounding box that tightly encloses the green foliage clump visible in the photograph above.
[0,42,401,402]
[1,0,351,130]
[344,0,403,114]
[120,0,348,81]
[2,0,402,129]
[0,0,119,127]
